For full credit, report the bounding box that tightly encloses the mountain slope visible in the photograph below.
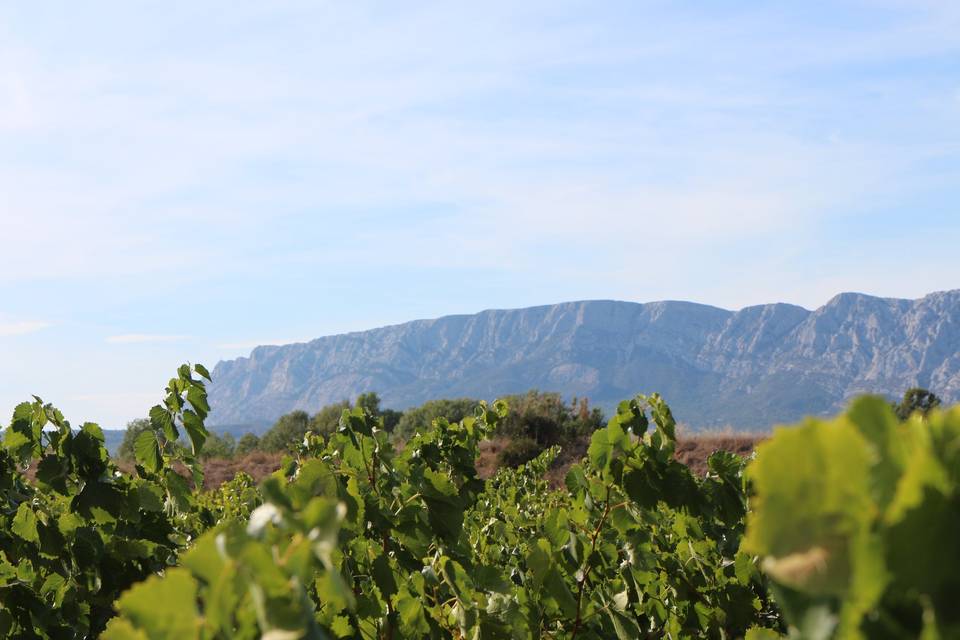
[207,290,960,429]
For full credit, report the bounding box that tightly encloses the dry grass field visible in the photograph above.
[25,433,761,491]
[193,433,764,490]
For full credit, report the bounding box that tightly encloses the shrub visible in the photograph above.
[497,436,541,467]
[498,390,604,446]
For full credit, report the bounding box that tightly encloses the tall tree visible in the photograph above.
[259,410,311,452]
[310,400,352,436]
[200,432,236,459]
[393,398,479,442]
[235,432,261,456]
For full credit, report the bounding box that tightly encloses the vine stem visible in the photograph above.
[382,532,395,640]
[570,485,612,639]
[356,434,375,487]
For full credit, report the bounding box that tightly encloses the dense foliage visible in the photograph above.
[393,398,478,443]
[0,365,212,638]
[99,392,774,639]
[245,391,602,464]
[116,418,151,462]
[3,365,958,639]
[495,391,604,447]
[246,393,403,455]
[745,397,960,638]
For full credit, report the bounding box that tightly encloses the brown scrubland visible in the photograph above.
[196,432,763,491]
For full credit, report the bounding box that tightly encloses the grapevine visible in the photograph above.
[1,364,956,639]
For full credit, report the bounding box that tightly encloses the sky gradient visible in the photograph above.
[1,1,959,426]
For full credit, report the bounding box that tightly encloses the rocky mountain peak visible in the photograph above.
[208,290,960,429]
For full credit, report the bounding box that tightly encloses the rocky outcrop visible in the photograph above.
[207,290,960,429]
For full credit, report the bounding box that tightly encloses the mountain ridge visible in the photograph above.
[208,289,960,429]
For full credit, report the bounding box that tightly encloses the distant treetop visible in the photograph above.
[893,387,941,420]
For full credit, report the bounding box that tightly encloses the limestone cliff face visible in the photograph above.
[208,290,960,429]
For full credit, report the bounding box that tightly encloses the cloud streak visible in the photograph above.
[105,334,188,344]
[216,340,309,351]
[0,319,51,337]
[0,2,958,425]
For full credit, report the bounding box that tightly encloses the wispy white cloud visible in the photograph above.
[1,0,956,285]
[0,319,51,337]
[105,334,187,344]
[216,338,313,351]
[0,1,959,425]
[69,391,158,403]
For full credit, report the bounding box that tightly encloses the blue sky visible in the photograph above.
[1,1,958,426]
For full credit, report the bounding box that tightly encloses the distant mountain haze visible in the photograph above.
[207,290,960,429]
